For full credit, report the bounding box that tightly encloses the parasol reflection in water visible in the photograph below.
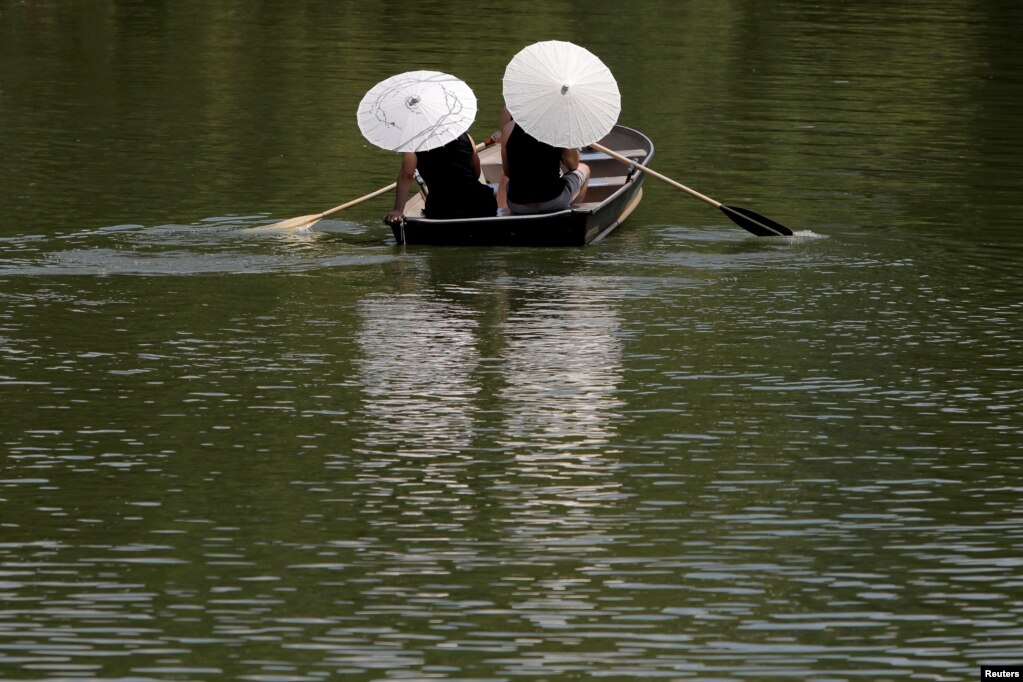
[493,278,629,632]
[351,278,624,459]
[355,292,481,457]
[348,274,629,597]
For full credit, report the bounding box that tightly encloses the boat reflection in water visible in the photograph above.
[353,272,624,458]
[349,267,628,579]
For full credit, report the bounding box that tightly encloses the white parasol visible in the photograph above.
[502,40,621,148]
[357,70,478,153]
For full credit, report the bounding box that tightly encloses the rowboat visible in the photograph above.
[392,125,654,246]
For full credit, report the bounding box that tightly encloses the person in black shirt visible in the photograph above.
[499,117,590,215]
[383,133,497,225]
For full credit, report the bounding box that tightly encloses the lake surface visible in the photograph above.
[2,1,1022,680]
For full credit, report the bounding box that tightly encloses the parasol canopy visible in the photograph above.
[357,70,477,153]
[502,40,621,148]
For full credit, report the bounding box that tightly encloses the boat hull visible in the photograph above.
[393,125,654,246]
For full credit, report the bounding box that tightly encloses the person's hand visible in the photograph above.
[383,211,404,226]
[485,129,502,145]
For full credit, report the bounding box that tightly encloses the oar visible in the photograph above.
[590,142,794,237]
[258,140,493,232]
[255,183,397,232]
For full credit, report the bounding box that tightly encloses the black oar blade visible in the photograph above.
[720,204,793,237]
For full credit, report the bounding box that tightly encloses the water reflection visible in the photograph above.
[492,278,628,574]
[348,260,628,509]
[351,256,627,453]
[342,261,633,662]
[355,292,481,457]
[498,282,624,448]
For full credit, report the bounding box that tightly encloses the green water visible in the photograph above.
[2,1,1022,680]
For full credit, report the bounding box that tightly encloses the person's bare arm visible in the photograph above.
[488,106,514,144]
[383,152,418,225]
[500,120,515,179]
[468,135,482,178]
[561,147,580,172]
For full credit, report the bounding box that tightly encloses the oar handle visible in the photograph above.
[590,142,722,209]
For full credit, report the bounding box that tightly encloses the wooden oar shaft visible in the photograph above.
[254,183,398,231]
[590,142,722,208]
[317,182,396,221]
[262,141,493,231]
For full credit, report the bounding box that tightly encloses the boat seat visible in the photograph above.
[481,149,645,166]
[587,175,629,188]
[485,174,629,194]
[579,148,647,162]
